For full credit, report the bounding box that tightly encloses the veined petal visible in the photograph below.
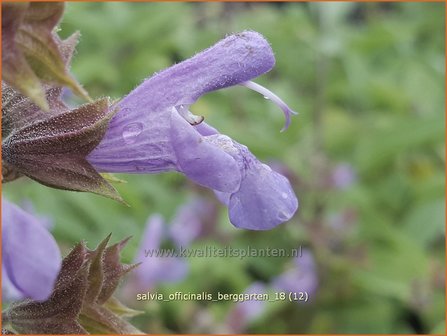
[2,199,61,301]
[205,135,298,230]
[228,163,298,230]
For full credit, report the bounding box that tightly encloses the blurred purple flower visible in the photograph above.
[131,214,188,291]
[327,208,357,231]
[169,197,216,247]
[226,282,267,332]
[2,198,61,302]
[87,31,298,231]
[331,163,356,189]
[2,265,23,302]
[272,249,318,299]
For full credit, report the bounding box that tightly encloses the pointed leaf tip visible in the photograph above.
[2,2,90,109]
[4,235,141,334]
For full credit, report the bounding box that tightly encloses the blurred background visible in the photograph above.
[4,2,445,334]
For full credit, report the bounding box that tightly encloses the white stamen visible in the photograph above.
[176,104,204,125]
[239,81,298,132]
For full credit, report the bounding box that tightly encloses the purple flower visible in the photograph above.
[226,282,267,332]
[2,198,61,301]
[272,249,318,300]
[87,31,298,231]
[327,208,357,231]
[131,214,188,291]
[331,163,356,189]
[169,197,216,247]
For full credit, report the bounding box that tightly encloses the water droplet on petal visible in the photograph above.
[261,164,272,172]
[281,192,288,200]
[122,122,144,144]
[277,211,290,221]
[263,96,270,100]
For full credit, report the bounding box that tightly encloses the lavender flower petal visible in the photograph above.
[2,199,61,301]
[114,31,275,112]
[170,110,241,192]
[88,106,177,174]
[205,135,298,230]
[2,265,23,302]
[228,164,298,230]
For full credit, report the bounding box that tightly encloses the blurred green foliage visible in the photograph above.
[4,2,445,334]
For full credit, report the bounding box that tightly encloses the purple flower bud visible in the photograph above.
[88,31,298,230]
[272,249,318,300]
[2,199,61,301]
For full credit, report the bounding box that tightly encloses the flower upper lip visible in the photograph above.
[109,31,275,113]
[108,30,296,134]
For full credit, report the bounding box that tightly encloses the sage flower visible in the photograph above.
[226,282,267,332]
[88,31,298,230]
[2,199,61,301]
[132,214,188,291]
[272,248,318,300]
[331,163,356,189]
[169,197,217,247]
